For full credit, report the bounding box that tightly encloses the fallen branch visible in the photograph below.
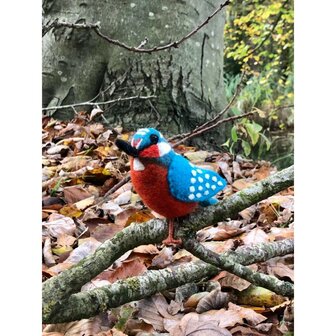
[183,238,294,297]
[42,95,156,112]
[42,165,293,322]
[44,1,230,53]
[44,238,293,323]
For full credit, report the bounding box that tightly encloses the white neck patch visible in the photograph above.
[133,158,145,171]
[158,142,171,157]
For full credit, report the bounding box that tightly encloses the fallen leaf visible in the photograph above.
[218,161,232,184]
[63,186,92,204]
[113,190,132,205]
[125,210,155,226]
[43,237,56,267]
[241,228,269,245]
[184,292,209,309]
[106,258,147,284]
[74,196,95,210]
[59,204,83,218]
[202,303,267,328]
[266,260,294,281]
[169,312,232,336]
[196,289,231,313]
[232,179,254,191]
[229,325,264,336]
[133,244,159,254]
[214,264,258,291]
[152,247,174,268]
[65,237,101,264]
[254,165,273,180]
[43,214,76,238]
[91,224,124,242]
[46,145,69,156]
[237,286,286,307]
[269,227,294,241]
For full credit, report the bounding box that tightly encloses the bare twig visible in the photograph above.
[44,1,230,53]
[169,71,246,144]
[172,111,255,147]
[42,95,156,111]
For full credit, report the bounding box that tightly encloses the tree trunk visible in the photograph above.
[42,0,227,145]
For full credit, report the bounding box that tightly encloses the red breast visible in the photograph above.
[130,158,197,218]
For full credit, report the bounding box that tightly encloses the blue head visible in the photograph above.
[116,128,172,159]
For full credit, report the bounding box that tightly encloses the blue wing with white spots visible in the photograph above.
[167,154,227,203]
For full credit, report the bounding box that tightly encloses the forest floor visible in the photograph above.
[42,113,294,336]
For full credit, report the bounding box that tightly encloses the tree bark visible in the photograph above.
[42,0,227,145]
[42,165,294,323]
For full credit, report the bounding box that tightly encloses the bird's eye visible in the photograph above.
[150,134,159,144]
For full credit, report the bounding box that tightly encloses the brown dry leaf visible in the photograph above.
[43,214,76,238]
[257,202,278,225]
[184,292,209,309]
[43,316,102,336]
[94,146,115,159]
[239,205,257,221]
[82,167,112,185]
[197,222,250,242]
[218,161,232,184]
[241,228,269,245]
[46,262,74,276]
[169,312,232,336]
[137,293,176,332]
[152,247,174,268]
[56,233,77,247]
[237,286,286,307]
[232,161,244,179]
[229,325,264,336]
[91,224,124,242]
[196,289,231,313]
[266,261,294,281]
[253,165,273,180]
[232,179,254,191]
[125,210,155,226]
[107,258,147,283]
[267,195,294,211]
[202,240,236,254]
[202,303,267,328]
[46,145,69,156]
[214,264,258,291]
[63,186,92,204]
[133,244,159,255]
[269,227,294,241]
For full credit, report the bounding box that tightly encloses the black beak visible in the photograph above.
[115,139,139,157]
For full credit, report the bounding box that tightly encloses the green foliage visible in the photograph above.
[222,0,294,163]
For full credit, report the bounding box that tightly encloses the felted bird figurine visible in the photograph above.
[115,128,227,245]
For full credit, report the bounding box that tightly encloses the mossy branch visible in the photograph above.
[42,165,294,323]
[43,239,293,323]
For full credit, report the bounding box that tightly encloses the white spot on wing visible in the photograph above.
[196,193,202,198]
[206,183,210,188]
[188,194,195,200]
[205,174,210,179]
[191,178,196,184]
[191,170,197,176]
[197,169,203,174]
[218,181,224,186]
[198,186,203,191]
[212,176,218,182]
[198,177,203,183]
[211,185,216,190]
[189,186,195,192]
[204,190,209,196]
[133,158,145,171]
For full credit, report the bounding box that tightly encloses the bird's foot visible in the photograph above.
[162,237,182,246]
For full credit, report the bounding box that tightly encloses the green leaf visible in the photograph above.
[241,140,251,157]
[260,133,271,151]
[222,138,230,148]
[245,122,262,146]
[231,126,238,142]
